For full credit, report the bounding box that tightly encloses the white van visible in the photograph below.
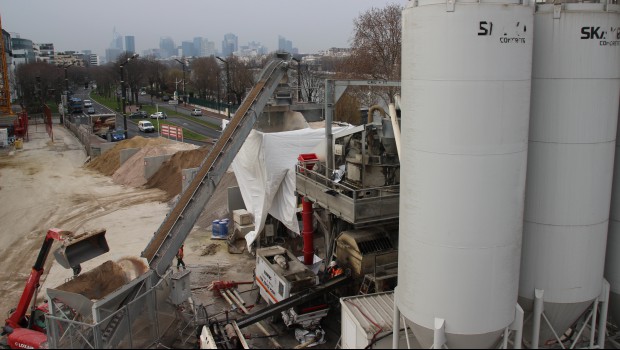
[83,100,93,108]
[138,120,155,133]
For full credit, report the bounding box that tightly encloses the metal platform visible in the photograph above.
[295,165,399,225]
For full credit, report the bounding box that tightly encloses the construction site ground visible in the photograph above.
[0,126,340,349]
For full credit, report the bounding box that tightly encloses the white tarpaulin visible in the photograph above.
[232,126,349,248]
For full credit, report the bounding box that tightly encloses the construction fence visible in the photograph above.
[45,271,194,349]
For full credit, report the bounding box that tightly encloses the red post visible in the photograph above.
[302,197,314,266]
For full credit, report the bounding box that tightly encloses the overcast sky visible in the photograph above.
[1,0,408,57]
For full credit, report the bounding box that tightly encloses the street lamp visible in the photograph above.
[174,58,187,106]
[216,56,231,119]
[120,53,139,139]
[292,57,302,103]
[59,61,76,124]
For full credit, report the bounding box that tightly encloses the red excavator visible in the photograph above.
[2,228,109,349]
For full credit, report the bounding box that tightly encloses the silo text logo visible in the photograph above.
[478,21,527,44]
[581,26,620,46]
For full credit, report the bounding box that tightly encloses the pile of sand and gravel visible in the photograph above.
[85,136,239,226]
[86,136,173,176]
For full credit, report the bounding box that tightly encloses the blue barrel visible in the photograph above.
[212,220,221,237]
[219,220,229,237]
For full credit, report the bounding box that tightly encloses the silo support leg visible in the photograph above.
[510,304,524,349]
[597,280,610,349]
[433,317,447,349]
[589,297,600,349]
[531,289,545,349]
[392,302,400,349]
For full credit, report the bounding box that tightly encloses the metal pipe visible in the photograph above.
[402,315,411,349]
[532,289,544,349]
[388,103,402,160]
[302,197,314,265]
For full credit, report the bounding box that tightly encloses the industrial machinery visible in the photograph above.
[43,53,294,349]
[333,229,397,293]
[255,246,318,304]
[255,246,329,329]
[333,112,399,188]
[395,0,534,348]
[520,1,620,347]
[2,228,109,349]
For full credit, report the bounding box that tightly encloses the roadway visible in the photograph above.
[72,88,224,147]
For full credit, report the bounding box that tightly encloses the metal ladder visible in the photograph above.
[359,274,375,295]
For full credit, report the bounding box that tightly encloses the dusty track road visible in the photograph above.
[0,127,169,318]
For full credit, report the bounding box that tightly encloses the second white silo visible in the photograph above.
[519,0,620,345]
[606,102,620,326]
[396,0,534,348]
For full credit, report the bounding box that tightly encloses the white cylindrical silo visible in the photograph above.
[396,0,534,348]
[606,101,620,326]
[519,1,620,343]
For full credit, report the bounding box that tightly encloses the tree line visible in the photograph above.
[13,3,402,124]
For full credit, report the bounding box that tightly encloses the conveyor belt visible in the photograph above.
[143,56,290,277]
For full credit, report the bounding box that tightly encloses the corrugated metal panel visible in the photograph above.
[341,292,395,336]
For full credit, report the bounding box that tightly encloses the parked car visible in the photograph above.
[109,130,126,142]
[150,111,167,119]
[129,111,148,119]
[83,100,93,108]
[140,91,146,96]
[162,95,170,102]
[138,120,155,133]
[190,108,202,116]
[98,129,126,142]
[86,106,96,114]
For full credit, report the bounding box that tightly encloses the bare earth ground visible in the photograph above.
[0,126,335,349]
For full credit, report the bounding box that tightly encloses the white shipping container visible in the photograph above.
[340,292,415,349]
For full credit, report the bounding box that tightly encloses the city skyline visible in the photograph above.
[1,0,408,58]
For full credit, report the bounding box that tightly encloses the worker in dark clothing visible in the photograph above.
[326,261,343,279]
[176,244,186,270]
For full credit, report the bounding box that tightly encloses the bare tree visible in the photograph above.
[227,56,255,105]
[345,3,403,103]
[190,57,220,100]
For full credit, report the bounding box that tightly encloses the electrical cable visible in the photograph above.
[345,300,383,347]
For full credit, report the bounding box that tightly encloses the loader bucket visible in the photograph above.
[54,229,110,269]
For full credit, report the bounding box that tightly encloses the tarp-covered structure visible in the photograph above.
[232,124,350,248]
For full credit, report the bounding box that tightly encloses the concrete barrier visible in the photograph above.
[120,148,140,165]
[144,154,172,180]
[181,167,199,193]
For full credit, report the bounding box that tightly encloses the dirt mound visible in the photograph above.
[55,260,130,300]
[145,146,212,200]
[112,142,197,187]
[86,137,173,176]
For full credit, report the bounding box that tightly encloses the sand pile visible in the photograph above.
[86,137,173,176]
[112,142,198,187]
[145,146,212,201]
[54,257,147,300]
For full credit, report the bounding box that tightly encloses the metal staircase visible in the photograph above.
[142,54,292,278]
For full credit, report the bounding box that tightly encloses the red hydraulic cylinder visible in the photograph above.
[302,197,314,266]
